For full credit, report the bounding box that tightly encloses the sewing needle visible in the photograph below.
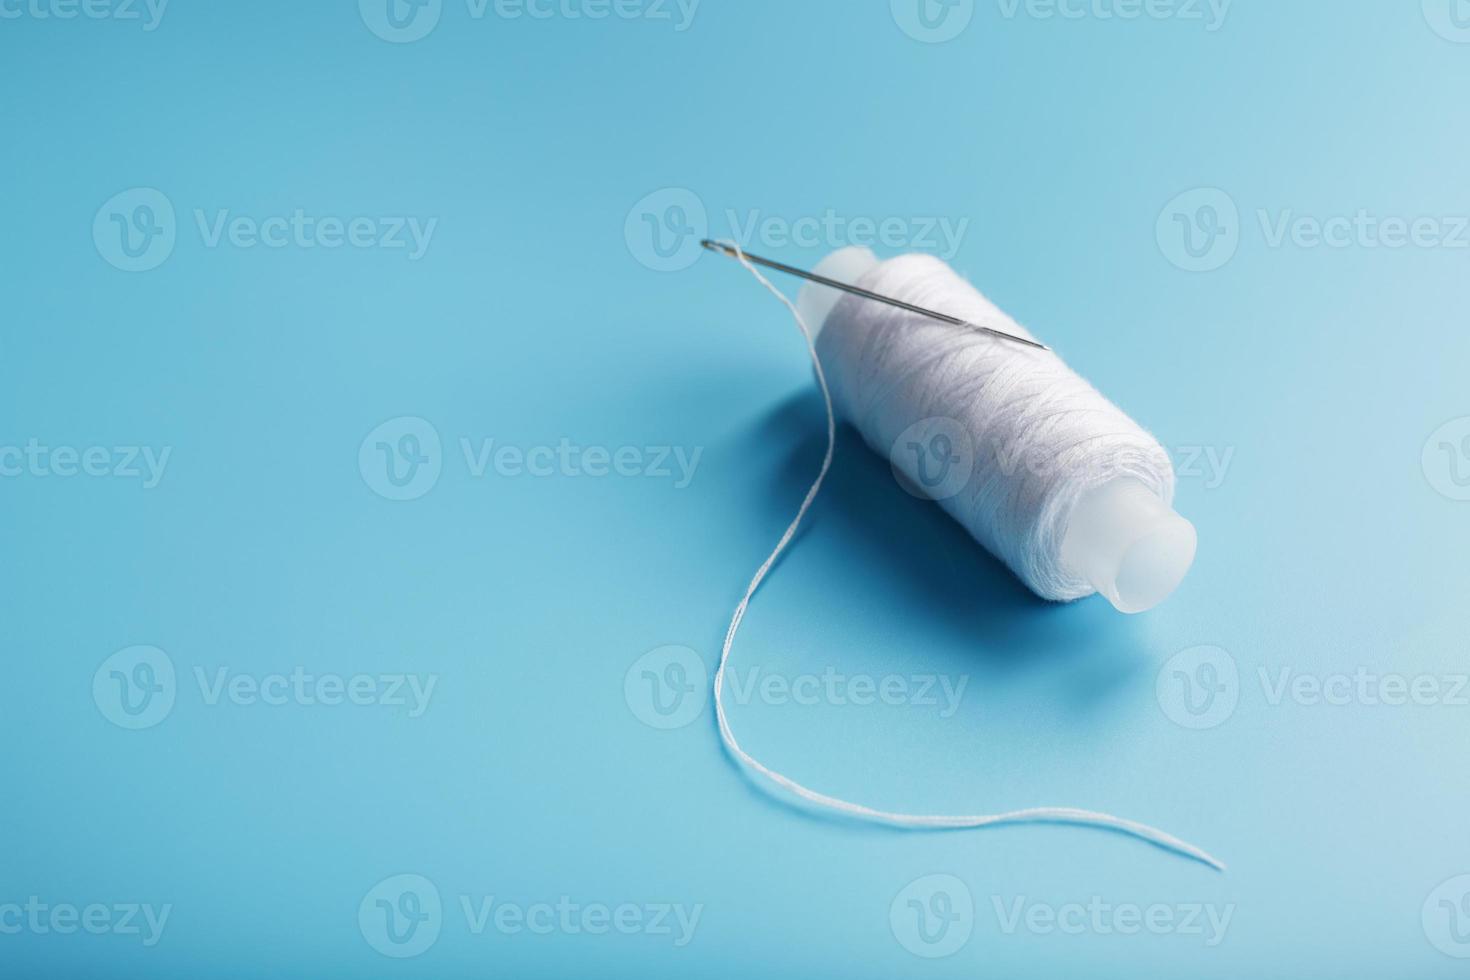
[700,239,1049,351]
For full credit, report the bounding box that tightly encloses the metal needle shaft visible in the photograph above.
[700,239,1049,351]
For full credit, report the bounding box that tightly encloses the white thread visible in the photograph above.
[818,252,1176,601]
[714,242,1224,871]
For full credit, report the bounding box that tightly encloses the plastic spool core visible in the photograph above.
[1058,478,1197,614]
[796,246,1196,613]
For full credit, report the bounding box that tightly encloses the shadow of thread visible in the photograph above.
[724,388,1153,690]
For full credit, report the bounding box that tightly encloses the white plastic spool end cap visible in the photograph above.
[795,246,880,338]
[1059,479,1197,614]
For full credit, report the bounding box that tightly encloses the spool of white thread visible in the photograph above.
[794,246,1197,613]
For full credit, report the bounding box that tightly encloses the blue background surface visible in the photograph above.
[5,1,1470,975]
